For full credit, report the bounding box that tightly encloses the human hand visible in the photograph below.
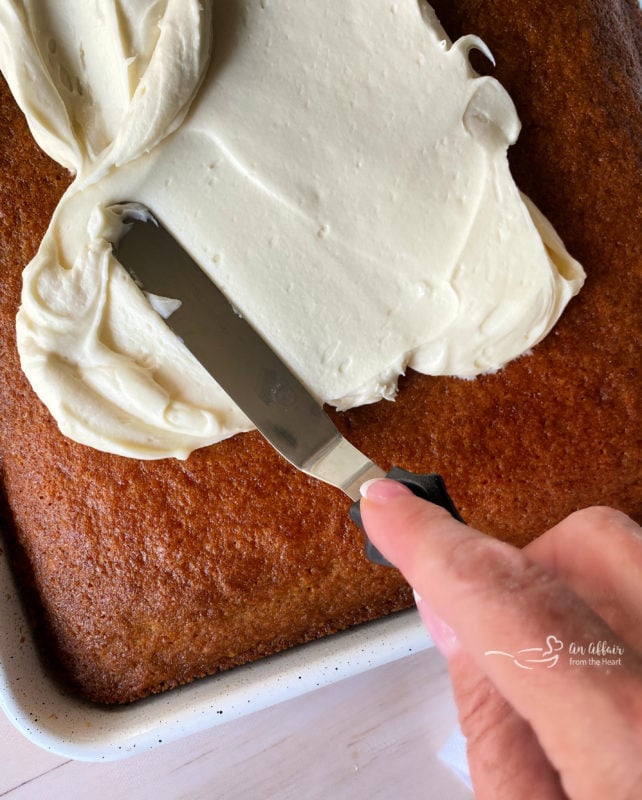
[360,479,642,800]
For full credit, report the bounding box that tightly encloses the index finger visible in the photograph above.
[360,480,642,798]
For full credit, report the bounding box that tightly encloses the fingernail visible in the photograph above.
[360,478,413,503]
[413,589,459,659]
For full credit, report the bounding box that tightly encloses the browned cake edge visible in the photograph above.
[0,1,640,703]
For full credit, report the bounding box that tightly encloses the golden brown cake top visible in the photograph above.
[0,1,640,703]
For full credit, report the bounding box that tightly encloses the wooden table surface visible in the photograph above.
[0,646,471,799]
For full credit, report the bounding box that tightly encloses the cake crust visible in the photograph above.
[0,1,640,703]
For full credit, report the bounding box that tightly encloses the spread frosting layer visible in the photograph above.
[0,0,584,459]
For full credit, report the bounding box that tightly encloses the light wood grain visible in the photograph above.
[0,648,471,799]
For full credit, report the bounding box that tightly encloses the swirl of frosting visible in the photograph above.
[1,0,584,459]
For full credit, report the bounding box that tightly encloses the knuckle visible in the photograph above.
[554,506,642,567]
[447,533,555,601]
[567,505,638,533]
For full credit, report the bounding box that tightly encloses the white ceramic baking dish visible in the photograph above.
[0,539,430,761]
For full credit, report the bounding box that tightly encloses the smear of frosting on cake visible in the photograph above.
[0,0,584,459]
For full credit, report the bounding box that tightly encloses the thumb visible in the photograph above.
[359,477,474,587]
[360,480,569,798]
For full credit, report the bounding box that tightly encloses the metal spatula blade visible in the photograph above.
[111,203,462,566]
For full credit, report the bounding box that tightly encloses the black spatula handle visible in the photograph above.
[350,467,463,567]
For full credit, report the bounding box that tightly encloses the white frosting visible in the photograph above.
[0,0,584,460]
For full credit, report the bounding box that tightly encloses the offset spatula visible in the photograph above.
[111,204,462,567]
